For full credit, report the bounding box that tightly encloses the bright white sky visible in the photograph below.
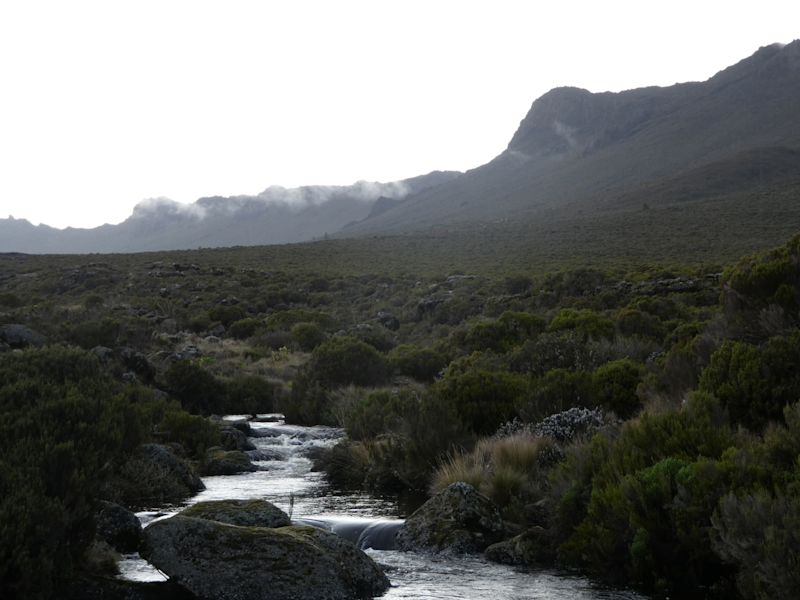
[0,1,798,229]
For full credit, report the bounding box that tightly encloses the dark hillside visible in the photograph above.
[345,41,800,235]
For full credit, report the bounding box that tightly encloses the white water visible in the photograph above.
[118,418,646,599]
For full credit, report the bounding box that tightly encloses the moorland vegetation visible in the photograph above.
[1,229,800,599]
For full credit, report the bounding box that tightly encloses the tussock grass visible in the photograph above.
[430,452,488,494]
[430,433,556,519]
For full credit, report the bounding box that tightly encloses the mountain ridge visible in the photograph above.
[2,41,799,254]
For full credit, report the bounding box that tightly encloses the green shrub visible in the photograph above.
[0,292,22,308]
[548,308,615,341]
[389,344,447,382]
[556,393,737,596]
[159,410,220,457]
[164,360,226,415]
[336,388,420,441]
[227,317,264,340]
[509,331,594,375]
[712,490,800,599]
[520,369,594,422]
[307,336,389,388]
[0,347,148,598]
[208,304,247,327]
[225,375,275,414]
[592,359,644,419]
[615,308,665,340]
[63,318,121,349]
[291,322,327,351]
[699,333,800,429]
[433,368,526,435]
[265,309,335,331]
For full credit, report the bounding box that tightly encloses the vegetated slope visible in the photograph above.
[0,171,460,254]
[344,41,800,235]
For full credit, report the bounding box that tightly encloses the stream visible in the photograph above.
[119,417,646,600]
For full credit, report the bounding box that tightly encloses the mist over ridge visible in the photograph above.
[2,40,799,255]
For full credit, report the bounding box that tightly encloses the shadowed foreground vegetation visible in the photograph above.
[2,228,800,598]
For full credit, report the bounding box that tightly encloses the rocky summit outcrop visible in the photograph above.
[396,481,505,553]
[180,499,290,528]
[141,516,390,600]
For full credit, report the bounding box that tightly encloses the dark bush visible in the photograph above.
[63,318,121,349]
[227,317,264,340]
[592,359,644,419]
[433,368,526,435]
[307,336,389,388]
[225,375,275,414]
[549,308,615,341]
[163,360,226,415]
[291,322,327,351]
[0,347,147,598]
[208,305,247,327]
[389,344,447,382]
[520,369,594,422]
[699,332,800,429]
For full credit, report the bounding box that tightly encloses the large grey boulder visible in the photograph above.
[201,447,257,475]
[218,425,256,451]
[396,482,505,554]
[95,500,143,552]
[0,324,46,348]
[110,444,205,507]
[180,499,290,528]
[484,526,554,565]
[142,516,390,600]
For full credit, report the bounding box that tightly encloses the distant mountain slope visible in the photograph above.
[0,171,459,253]
[344,41,800,235]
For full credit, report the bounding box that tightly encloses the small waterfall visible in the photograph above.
[293,517,404,550]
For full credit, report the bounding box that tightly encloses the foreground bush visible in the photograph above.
[0,347,147,598]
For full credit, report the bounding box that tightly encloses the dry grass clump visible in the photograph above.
[430,433,558,519]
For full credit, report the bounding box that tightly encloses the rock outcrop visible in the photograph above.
[142,516,390,600]
[396,481,505,553]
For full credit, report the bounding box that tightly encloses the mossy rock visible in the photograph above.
[201,448,257,475]
[484,526,554,565]
[180,499,290,528]
[396,482,505,554]
[142,516,389,600]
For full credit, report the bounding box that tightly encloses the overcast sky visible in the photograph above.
[1,1,798,229]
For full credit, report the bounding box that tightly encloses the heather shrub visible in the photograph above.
[388,344,447,382]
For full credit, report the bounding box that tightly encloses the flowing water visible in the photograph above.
[119,417,646,600]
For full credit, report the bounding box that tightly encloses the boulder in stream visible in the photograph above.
[484,526,554,565]
[396,481,505,554]
[95,500,143,552]
[108,444,205,507]
[180,499,290,528]
[218,425,256,451]
[201,448,257,475]
[142,516,390,600]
